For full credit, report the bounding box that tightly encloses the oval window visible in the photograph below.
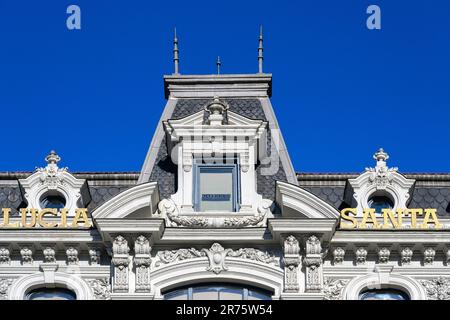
[40,194,66,209]
[368,195,394,214]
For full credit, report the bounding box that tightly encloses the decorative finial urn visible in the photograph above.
[205,96,228,126]
[45,150,61,165]
[373,148,389,163]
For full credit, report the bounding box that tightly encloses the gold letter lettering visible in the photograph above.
[340,208,358,229]
[38,209,59,228]
[1,208,20,228]
[360,208,381,229]
[72,208,91,228]
[20,208,37,228]
[421,209,442,229]
[382,209,404,229]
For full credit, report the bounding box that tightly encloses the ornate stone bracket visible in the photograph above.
[20,247,33,265]
[134,235,151,293]
[112,235,130,293]
[283,235,300,293]
[0,248,10,265]
[303,235,324,293]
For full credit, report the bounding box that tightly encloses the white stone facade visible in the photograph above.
[0,73,449,301]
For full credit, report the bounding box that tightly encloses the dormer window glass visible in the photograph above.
[193,158,240,212]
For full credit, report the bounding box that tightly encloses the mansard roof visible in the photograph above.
[141,97,294,201]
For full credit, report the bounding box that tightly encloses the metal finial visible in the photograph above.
[216,56,221,75]
[258,25,263,73]
[173,28,179,75]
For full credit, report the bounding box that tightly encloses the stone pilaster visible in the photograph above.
[112,235,130,293]
[134,235,151,293]
[283,235,300,293]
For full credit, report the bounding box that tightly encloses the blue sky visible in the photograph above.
[0,0,449,173]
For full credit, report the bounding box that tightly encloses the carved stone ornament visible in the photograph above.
[0,248,11,265]
[66,247,79,265]
[43,247,56,263]
[36,150,68,189]
[227,248,279,266]
[355,247,368,265]
[303,235,324,292]
[87,278,111,300]
[377,247,391,264]
[400,247,413,265]
[20,247,33,265]
[155,248,206,267]
[112,235,130,293]
[155,243,279,274]
[332,247,345,265]
[323,278,349,300]
[283,235,300,293]
[365,148,398,190]
[446,249,450,266]
[202,243,232,274]
[158,198,270,228]
[89,249,101,265]
[0,279,13,300]
[423,247,436,265]
[420,277,450,300]
[134,235,151,293]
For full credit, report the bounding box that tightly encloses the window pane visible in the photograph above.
[199,169,234,211]
[164,284,272,301]
[193,287,219,300]
[27,288,76,300]
[164,288,189,300]
[359,289,409,300]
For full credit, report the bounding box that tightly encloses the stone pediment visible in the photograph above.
[276,181,341,219]
[91,182,159,219]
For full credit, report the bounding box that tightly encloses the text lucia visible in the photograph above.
[340,208,442,230]
[0,208,91,228]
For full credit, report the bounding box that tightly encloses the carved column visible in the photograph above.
[283,235,300,293]
[303,235,323,293]
[112,235,130,293]
[134,235,151,293]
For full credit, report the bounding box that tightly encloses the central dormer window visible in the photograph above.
[193,158,240,212]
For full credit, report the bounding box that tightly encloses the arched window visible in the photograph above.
[26,288,76,300]
[164,283,272,300]
[359,288,409,300]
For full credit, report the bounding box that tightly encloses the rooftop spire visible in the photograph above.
[216,56,221,75]
[258,25,263,73]
[173,28,179,75]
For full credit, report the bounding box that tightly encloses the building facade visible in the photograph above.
[1,47,450,300]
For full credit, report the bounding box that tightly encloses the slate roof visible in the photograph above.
[148,98,289,201]
[297,173,450,216]
[0,172,139,215]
